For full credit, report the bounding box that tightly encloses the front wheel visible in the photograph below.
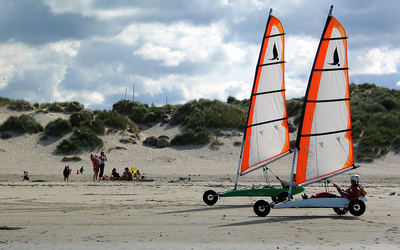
[348,199,366,216]
[253,200,270,217]
[203,190,218,205]
[333,207,348,215]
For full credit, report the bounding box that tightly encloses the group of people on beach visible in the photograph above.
[110,167,142,181]
[90,152,142,181]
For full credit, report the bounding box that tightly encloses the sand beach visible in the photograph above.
[0,108,399,249]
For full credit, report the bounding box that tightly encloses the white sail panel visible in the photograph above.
[248,93,288,167]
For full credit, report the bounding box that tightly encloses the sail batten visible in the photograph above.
[295,12,353,185]
[322,37,347,41]
[247,117,288,127]
[265,33,285,38]
[253,89,286,96]
[300,128,352,137]
[239,13,290,175]
[259,61,285,67]
[314,67,349,72]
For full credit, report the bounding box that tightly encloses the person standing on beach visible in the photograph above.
[91,154,100,181]
[99,151,107,180]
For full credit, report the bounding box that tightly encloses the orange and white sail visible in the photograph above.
[239,10,290,175]
[295,8,354,185]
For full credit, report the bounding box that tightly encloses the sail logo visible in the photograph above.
[270,43,279,60]
[329,47,340,66]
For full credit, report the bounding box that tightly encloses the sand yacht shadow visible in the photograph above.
[212,214,360,228]
[156,204,252,215]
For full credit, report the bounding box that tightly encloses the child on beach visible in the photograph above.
[135,170,142,180]
[23,171,29,181]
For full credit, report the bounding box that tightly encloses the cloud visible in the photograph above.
[0,41,79,102]
[285,35,319,98]
[120,21,228,66]
[44,0,142,20]
[351,47,400,75]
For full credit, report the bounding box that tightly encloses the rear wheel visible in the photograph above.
[348,199,366,216]
[333,207,348,215]
[271,197,278,202]
[203,190,218,205]
[253,200,270,217]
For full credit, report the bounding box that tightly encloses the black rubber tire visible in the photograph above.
[253,200,270,217]
[277,191,293,202]
[203,190,218,205]
[271,196,279,202]
[333,207,348,215]
[348,199,366,216]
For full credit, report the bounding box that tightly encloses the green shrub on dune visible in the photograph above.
[57,127,103,154]
[171,127,211,146]
[44,118,72,137]
[0,114,42,133]
[112,99,176,124]
[171,98,247,130]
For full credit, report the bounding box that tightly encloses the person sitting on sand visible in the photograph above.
[23,171,29,181]
[135,170,142,180]
[302,174,366,200]
[120,167,133,181]
[110,168,120,180]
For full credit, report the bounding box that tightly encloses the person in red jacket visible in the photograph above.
[333,174,364,200]
[302,174,365,200]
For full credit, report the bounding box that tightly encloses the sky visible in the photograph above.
[1,0,399,110]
